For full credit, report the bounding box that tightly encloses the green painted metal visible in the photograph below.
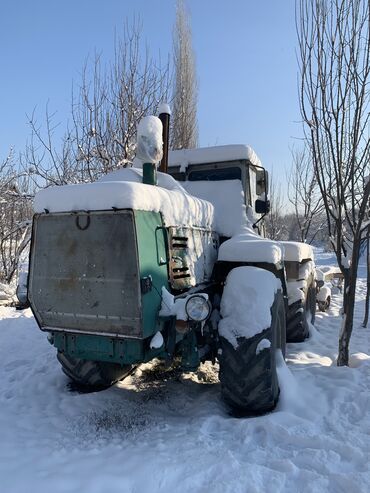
[53,332,168,364]
[134,210,169,338]
[142,162,157,185]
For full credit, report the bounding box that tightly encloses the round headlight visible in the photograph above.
[185,295,211,322]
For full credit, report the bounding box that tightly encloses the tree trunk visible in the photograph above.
[363,227,370,328]
[337,274,356,366]
[337,240,361,366]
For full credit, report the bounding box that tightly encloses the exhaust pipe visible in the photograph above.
[158,103,171,174]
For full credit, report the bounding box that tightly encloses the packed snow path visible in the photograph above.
[1,253,370,493]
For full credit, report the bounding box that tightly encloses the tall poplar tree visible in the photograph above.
[171,0,198,149]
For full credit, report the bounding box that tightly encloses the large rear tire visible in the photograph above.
[219,290,286,416]
[57,351,133,389]
[286,281,316,343]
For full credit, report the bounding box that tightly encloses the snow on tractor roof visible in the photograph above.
[280,241,314,262]
[33,168,215,230]
[168,144,263,170]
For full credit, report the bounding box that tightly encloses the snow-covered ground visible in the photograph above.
[1,251,369,493]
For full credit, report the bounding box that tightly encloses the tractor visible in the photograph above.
[27,108,316,415]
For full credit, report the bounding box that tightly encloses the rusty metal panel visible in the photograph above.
[284,261,301,281]
[29,210,142,337]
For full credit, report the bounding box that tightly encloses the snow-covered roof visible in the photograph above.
[280,241,314,262]
[168,144,262,170]
[34,169,214,230]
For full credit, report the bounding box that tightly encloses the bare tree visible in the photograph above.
[0,150,33,283]
[297,0,370,365]
[171,0,198,149]
[288,145,325,243]
[363,225,370,327]
[0,20,170,284]
[26,19,171,187]
[266,172,287,240]
[23,106,77,187]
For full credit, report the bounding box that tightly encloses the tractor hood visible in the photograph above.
[34,168,214,231]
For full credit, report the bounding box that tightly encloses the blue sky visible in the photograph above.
[0,0,302,180]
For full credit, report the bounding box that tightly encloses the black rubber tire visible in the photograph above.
[286,281,316,343]
[57,351,133,389]
[318,296,330,312]
[308,285,316,325]
[218,290,286,416]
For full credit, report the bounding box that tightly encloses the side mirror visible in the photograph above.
[255,199,270,214]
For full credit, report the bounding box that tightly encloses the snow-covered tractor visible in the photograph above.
[28,110,316,415]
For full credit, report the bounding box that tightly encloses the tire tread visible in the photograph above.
[218,291,285,416]
[57,351,133,389]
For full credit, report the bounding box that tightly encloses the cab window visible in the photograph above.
[188,167,242,181]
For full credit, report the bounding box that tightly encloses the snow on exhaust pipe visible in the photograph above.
[136,116,163,186]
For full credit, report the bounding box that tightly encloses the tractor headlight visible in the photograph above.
[185,295,211,322]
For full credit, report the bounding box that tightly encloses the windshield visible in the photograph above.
[188,167,242,181]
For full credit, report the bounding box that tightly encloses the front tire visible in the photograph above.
[57,351,133,390]
[219,290,286,416]
[286,281,316,343]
